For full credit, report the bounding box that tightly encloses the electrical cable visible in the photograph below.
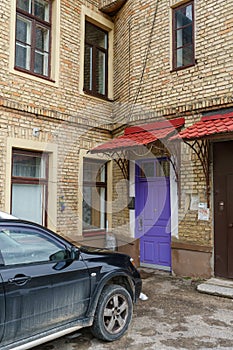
[128,0,160,121]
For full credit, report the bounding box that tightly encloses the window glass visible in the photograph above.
[84,45,92,90]
[138,159,170,178]
[83,187,106,230]
[85,22,107,49]
[35,25,49,75]
[15,0,51,77]
[83,161,106,182]
[156,159,170,177]
[96,50,106,95]
[16,16,31,44]
[12,184,44,224]
[36,26,49,51]
[83,160,107,232]
[12,152,46,178]
[17,0,31,13]
[84,21,108,98]
[34,0,50,21]
[0,228,63,266]
[16,16,32,70]
[176,46,193,68]
[11,150,48,226]
[140,162,155,178]
[173,1,194,69]
[176,26,193,47]
[175,5,192,27]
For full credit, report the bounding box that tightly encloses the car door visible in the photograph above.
[0,223,91,346]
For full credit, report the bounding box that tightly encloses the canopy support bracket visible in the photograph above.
[101,150,129,180]
[184,139,210,208]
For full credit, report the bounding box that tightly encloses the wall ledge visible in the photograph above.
[172,240,212,253]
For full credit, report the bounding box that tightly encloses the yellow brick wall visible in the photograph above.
[0,0,114,239]
[0,0,231,249]
[113,0,233,123]
[1,0,113,125]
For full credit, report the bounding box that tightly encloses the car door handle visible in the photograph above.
[8,274,31,286]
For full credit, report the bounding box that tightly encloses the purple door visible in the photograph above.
[135,159,171,270]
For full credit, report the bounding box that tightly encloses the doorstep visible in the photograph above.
[197,277,233,298]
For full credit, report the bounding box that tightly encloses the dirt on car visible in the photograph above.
[34,268,233,350]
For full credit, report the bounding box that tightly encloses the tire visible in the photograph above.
[91,284,133,342]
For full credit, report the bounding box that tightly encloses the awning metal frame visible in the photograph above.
[184,139,210,208]
[99,149,130,180]
[167,140,181,207]
[93,139,182,206]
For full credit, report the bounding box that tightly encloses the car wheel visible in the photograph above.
[91,284,133,342]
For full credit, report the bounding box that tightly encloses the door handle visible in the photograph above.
[138,217,143,231]
[228,223,233,228]
[219,201,224,211]
[8,274,31,286]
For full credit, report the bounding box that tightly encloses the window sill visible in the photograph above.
[83,230,107,237]
[82,89,114,102]
[10,67,58,87]
[15,66,54,82]
[170,63,196,73]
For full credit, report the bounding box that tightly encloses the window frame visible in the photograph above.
[172,1,195,71]
[82,158,108,234]
[83,21,109,100]
[11,149,49,226]
[15,0,52,79]
[137,158,170,181]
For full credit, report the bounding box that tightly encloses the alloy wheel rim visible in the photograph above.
[103,293,129,334]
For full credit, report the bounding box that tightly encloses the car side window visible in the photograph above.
[0,227,64,266]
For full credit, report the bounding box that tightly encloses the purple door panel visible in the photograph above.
[135,160,171,269]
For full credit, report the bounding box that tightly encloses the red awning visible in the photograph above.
[173,112,233,141]
[90,117,185,153]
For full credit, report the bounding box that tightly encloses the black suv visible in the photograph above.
[0,216,142,350]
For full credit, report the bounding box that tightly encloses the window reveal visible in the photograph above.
[172,1,194,70]
[82,160,107,232]
[15,0,51,77]
[11,150,49,226]
[84,21,108,98]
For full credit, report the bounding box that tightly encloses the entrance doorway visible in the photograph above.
[214,141,233,278]
[135,159,171,270]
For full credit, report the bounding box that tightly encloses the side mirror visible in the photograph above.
[49,249,68,262]
[50,247,80,271]
[70,246,80,260]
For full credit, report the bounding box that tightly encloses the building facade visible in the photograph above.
[1,0,233,278]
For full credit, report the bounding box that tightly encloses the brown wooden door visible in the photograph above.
[214,141,233,278]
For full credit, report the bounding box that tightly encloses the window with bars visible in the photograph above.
[15,0,51,78]
[172,1,195,70]
[84,21,108,99]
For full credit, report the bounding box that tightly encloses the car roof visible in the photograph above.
[0,211,18,219]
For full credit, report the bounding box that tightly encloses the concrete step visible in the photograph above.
[197,277,233,298]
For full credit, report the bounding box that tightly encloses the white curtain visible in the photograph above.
[12,184,43,224]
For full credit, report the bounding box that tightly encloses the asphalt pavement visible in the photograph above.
[33,268,233,350]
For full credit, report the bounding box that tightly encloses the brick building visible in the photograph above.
[1,0,233,278]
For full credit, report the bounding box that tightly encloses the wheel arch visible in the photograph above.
[86,272,135,318]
